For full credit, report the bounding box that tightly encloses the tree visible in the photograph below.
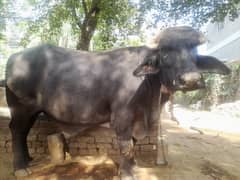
[11,0,240,51]
[139,0,240,29]
[0,0,8,40]
[21,0,138,50]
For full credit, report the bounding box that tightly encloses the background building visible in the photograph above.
[205,15,240,61]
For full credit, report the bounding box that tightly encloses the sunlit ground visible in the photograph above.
[173,101,240,134]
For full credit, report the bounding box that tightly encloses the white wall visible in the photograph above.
[206,15,240,61]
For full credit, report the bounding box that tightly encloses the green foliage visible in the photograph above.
[139,0,240,28]
[92,0,139,50]
[6,0,240,50]
[1,0,240,52]
[20,0,141,50]
[0,0,6,40]
[21,0,69,46]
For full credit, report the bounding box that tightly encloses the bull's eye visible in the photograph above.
[163,54,168,59]
[161,54,173,67]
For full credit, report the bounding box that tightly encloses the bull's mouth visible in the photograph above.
[162,79,205,93]
[175,79,205,92]
[176,83,205,91]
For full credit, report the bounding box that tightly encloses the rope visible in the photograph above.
[156,89,168,165]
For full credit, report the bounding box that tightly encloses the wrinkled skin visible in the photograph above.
[5,27,230,179]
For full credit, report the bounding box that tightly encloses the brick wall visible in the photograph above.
[0,87,157,159]
[0,115,157,159]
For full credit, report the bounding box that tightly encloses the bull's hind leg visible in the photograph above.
[6,87,39,176]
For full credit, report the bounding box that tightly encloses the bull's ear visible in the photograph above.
[133,64,159,77]
[196,55,231,75]
[133,53,160,77]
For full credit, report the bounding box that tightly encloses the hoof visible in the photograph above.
[120,174,136,180]
[27,156,33,162]
[14,168,32,177]
[156,160,168,166]
[120,167,138,180]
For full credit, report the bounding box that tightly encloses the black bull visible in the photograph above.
[3,27,230,178]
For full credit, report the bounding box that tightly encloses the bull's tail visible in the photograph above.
[0,79,6,87]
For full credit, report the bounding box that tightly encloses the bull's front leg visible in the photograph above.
[113,109,138,179]
[118,138,137,180]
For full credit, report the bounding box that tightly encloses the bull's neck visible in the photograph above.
[145,74,161,99]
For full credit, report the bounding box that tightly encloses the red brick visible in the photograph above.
[138,151,157,156]
[27,142,32,148]
[69,148,79,155]
[42,142,48,148]
[79,149,89,155]
[0,135,5,141]
[38,134,47,141]
[98,148,108,154]
[87,148,98,154]
[29,148,35,154]
[0,134,11,141]
[0,120,10,128]
[6,147,12,153]
[36,147,45,154]
[32,141,42,148]
[69,142,79,148]
[108,149,120,155]
[96,143,112,149]
[136,137,149,145]
[112,139,119,149]
[0,148,6,153]
[79,143,88,148]
[113,144,119,149]
[5,141,12,148]
[77,137,95,143]
[87,144,96,149]
[140,145,156,151]
[27,135,37,141]
[134,151,141,156]
[0,140,5,147]
[30,129,38,134]
[149,136,157,144]
[134,145,140,151]
[95,136,112,143]
[69,138,77,143]
[69,142,88,149]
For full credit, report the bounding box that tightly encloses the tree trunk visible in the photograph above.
[76,0,100,50]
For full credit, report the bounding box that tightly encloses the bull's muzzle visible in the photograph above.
[179,72,205,90]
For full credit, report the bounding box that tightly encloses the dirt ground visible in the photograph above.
[0,106,240,180]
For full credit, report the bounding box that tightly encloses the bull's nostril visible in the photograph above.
[179,76,185,85]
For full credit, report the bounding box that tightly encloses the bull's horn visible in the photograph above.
[155,26,206,48]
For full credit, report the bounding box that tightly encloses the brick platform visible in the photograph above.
[0,114,157,158]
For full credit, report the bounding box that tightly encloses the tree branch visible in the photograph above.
[82,0,88,14]
[71,2,82,28]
